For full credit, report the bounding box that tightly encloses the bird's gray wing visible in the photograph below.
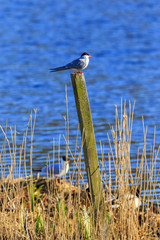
[66,58,85,70]
[50,65,69,72]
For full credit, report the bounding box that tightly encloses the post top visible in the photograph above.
[71,72,84,75]
[71,72,84,78]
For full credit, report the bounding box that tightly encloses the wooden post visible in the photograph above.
[71,73,105,223]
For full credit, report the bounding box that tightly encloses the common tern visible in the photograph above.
[110,188,141,209]
[50,52,92,73]
[33,156,70,178]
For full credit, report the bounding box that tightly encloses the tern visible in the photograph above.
[33,156,70,178]
[109,188,141,210]
[50,52,92,73]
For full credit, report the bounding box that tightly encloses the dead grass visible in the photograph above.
[0,100,159,239]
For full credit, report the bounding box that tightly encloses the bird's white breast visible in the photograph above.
[57,161,69,177]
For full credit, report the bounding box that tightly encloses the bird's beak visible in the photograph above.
[89,55,92,57]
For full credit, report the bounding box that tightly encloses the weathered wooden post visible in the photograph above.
[71,72,105,223]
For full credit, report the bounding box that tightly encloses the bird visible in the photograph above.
[50,52,92,73]
[108,188,141,210]
[33,156,70,178]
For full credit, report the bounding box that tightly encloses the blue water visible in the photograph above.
[0,0,159,194]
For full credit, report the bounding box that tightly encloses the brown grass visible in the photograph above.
[0,101,159,239]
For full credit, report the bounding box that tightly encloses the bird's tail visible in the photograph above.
[50,66,69,72]
[33,168,41,172]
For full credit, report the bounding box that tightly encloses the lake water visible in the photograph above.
[0,0,159,197]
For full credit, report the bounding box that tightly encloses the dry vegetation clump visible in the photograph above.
[0,102,159,239]
[0,178,93,240]
[0,175,159,239]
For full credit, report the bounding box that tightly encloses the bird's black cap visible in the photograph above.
[62,156,70,161]
[81,52,90,57]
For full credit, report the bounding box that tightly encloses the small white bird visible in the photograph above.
[33,156,70,178]
[50,52,92,73]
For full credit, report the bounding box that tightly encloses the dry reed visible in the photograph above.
[0,100,159,240]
